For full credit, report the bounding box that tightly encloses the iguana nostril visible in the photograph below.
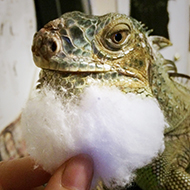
[50,41,57,52]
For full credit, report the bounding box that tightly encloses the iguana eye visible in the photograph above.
[111,31,128,44]
[103,23,131,50]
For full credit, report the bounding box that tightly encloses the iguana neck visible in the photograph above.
[149,54,190,135]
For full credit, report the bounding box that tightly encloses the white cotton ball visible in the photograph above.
[21,85,166,189]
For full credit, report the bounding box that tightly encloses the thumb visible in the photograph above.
[45,154,94,190]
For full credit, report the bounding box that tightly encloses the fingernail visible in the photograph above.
[61,154,94,190]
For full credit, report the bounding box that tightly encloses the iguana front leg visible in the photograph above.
[164,168,190,190]
[136,136,190,190]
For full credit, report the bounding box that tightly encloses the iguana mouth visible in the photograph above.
[32,53,112,73]
[33,51,143,81]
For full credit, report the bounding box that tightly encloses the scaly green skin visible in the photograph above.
[136,52,190,190]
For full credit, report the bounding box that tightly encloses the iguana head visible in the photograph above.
[32,11,156,83]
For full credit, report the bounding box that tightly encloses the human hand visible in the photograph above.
[0,154,94,190]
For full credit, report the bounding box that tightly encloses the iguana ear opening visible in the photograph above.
[148,36,172,50]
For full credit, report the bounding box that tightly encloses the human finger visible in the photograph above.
[45,154,94,190]
[0,156,51,190]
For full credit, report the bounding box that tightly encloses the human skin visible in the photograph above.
[0,154,94,190]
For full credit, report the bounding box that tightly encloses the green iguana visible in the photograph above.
[1,11,190,190]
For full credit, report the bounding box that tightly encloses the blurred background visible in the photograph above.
[0,0,189,138]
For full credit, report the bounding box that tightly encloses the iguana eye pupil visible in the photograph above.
[110,31,128,45]
[114,33,122,42]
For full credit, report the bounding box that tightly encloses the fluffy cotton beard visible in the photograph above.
[21,85,166,188]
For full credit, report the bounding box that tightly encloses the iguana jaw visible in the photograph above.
[33,52,145,83]
[32,53,112,73]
